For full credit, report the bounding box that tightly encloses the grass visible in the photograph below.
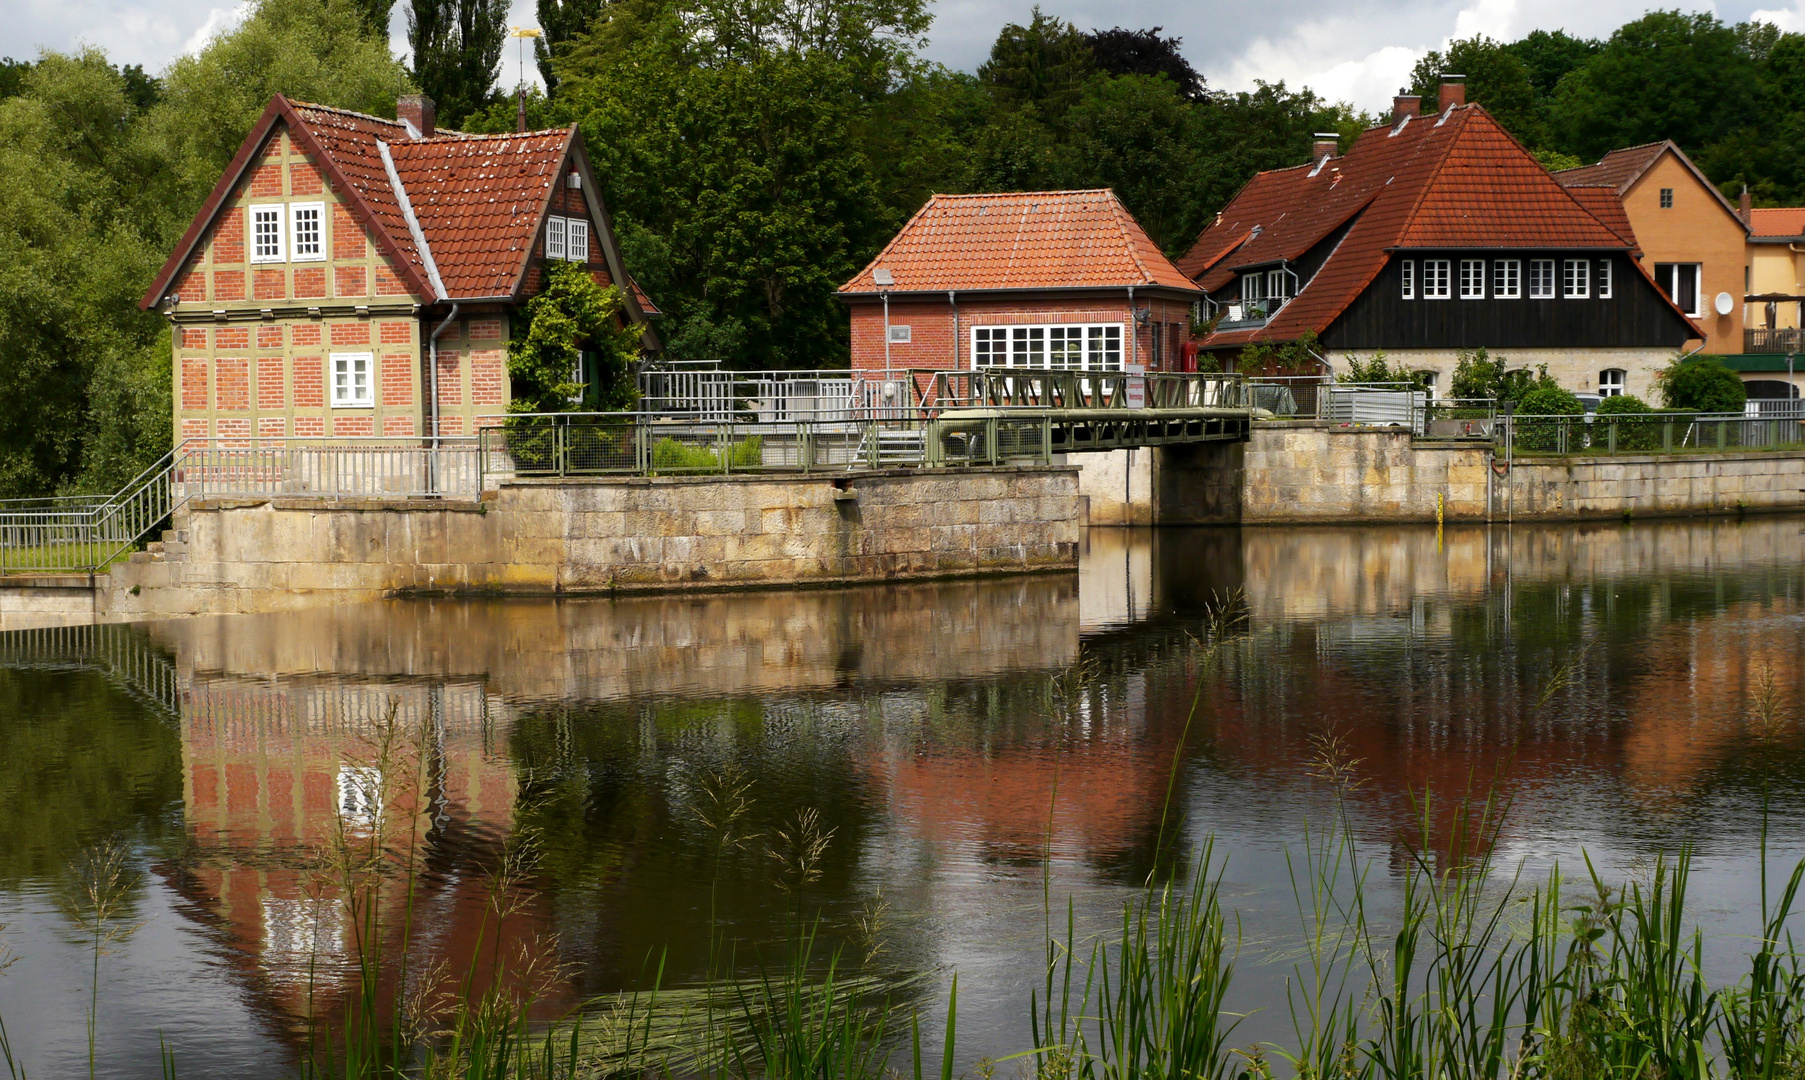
[651,435,766,473]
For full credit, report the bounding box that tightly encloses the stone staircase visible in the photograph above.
[130,528,189,566]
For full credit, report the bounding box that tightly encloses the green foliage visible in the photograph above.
[1514,384,1584,451]
[1596,394,1661,449]
[978,7,1095,123]
[535,0,606,91]
[1339,351,1431,390]
[407,0,509,127]
[1450,348,1549,403]
[1237,330,1326,377]
[652,435,765,471]
[507,261,642,413]
[1517,384,1583,415]
[1412,36,1542,143]
[1084,27,1206,102]
[1596,393,1651,414]
[1656,353,1748,412]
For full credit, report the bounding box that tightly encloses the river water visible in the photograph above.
[2,519,1804,1076]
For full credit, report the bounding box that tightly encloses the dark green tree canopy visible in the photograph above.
[1083,27,1206,102]
[978,7,1095,122]
[1657,354,1748,412]
[1410,36,1540,144]
[408,0,508,126]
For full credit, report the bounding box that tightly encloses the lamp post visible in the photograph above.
[509,27,542,131]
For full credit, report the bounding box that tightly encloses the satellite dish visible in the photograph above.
[1715,291,1734,315]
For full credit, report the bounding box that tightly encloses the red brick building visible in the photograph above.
[837,190,1202,377]
[140,93,657,445]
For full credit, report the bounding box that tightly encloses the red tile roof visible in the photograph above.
[1553,140,1746,232]
[141,96,656,327]
[1183,105,1667,346]
[1562,185,1640,249]
[1749,207,1805,238]
[840,190,1198,295]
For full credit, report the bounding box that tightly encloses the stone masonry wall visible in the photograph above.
[94,466,1080,619]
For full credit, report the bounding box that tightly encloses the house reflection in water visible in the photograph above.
[169,669,567,1038]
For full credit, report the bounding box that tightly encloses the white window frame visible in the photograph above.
[1459,259,1485,299]
[249,204,286,263]
[1528,259,1556,299]
[970,323,1124,371]
[545,216,567,260]
[567,217,589,262]
[1562,259,1590,299]
[1422,259,1452,299]
[1598,259,1613,299]
[1655,262,1702,317]
[1599,368,1626,397]
[289,202,325,262]
[1241,272,1265,304]
[330,352,373,408]
[887,324,912,343]
[1401,259,1415,299]
[1494,259,1521,299]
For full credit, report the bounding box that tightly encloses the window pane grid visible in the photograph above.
[1562,259,1590,298]
[1494,260,1520,299]
[251,206,284,262]
[972,324,1125,371]
[330,353,373,407]
[545,217,567,260]
[1401,260,1415,300]
[1529,259,1555,299]
[568,218,589,262]
[1422,259,1451,299]
[1459,259,1485,299]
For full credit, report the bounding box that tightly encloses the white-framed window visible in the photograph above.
[290,202,325,261]
[1422,259,1452,299]
[1528,259,1556,299]
[1655,262,1701,316]
[1598,259,1612,299]
[971,323,1124,371]
[567,217,589,262]
[1401,260,1415,299]
[1562,259,1590,298]
[250,205,285,263]
[1660,188,1674,208]
[1494,259,1521,299]
[1241,272,1265,304]
[1599,368,1626,397]
[330,352,373,407]
[1459,259,1485,299]
[1266,269,1291,302]
[545,216,567,260]
[887,324,911,343]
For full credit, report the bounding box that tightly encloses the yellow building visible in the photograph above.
[1556,140,1748,359]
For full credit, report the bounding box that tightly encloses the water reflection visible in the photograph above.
[0,518,1803,1075]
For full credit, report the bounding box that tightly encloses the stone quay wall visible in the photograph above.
[86,466,1080,620]
[1149,421,1805,524]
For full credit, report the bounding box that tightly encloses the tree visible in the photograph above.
[1185,82,1368,234]
[978,7,1095,123]
[1549,11,1764,161]
[1084,27,1205,102]
[408,0,509,127]
[535,0,606,91]
[1505,29,1600,100]
[1656,354,1747,412]
[1060,74,1199,248]
[148,0,414,208]
[1450,347,1548,402]
[1410,36,1541,145]
[507,262,641,411]
[348,0,396,39]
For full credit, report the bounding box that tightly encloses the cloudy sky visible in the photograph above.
[10,0,1805,112]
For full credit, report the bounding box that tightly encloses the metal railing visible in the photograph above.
[638,368,920,421]
[1417,398,1499,440]
[1497,410,1805,456]
[921,370,1245,411]
[1744,327,1805,353]
[0,438,482,574]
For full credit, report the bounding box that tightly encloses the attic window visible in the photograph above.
[291,203,325,261]
[544,216,588,262]
[545,216,567,260]
[1660,188,1674,209]
[250,205,285,263]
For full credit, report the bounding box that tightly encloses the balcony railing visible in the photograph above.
[1745,327,1805,353]
[1216,295,1291,329]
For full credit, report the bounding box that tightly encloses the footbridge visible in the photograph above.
[0,369,1251,574]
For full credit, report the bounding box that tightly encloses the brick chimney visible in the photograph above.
[397,94,435,138]
[1439,74,1466,108]
[1312,132,1339,160]
[1741,184,1753,223]
[1393,93,1422,122]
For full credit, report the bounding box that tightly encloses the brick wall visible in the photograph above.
[846,293,1197,374]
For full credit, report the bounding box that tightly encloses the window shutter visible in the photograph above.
[567,218,589,262]
[545,216,567,260]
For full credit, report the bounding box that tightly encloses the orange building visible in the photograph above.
[1555,140,1749,357]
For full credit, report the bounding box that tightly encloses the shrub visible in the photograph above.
[1595,394,1659,450]
[1513,384,1583,451]
[1655,354,1746,413]
[651,435,764,472]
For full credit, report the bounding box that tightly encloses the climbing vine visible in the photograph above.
[506,261,642,413]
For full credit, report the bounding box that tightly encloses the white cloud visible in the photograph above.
[1748,2,1805,30]
[181,1,251,57]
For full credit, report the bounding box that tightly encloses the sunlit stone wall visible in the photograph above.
[97,466,1081,618]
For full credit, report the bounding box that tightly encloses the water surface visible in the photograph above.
[2,519,1804,1075]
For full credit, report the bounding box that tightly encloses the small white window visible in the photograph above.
[567,217,589,262]
[974,326,1006,366]
[1562,259,1590,299]
[1598,259,1612,298]
[1401,260,1415,299]
[888,324,912,343]
[1241,273,1265,304]
[1494,259,1521,299]
[1528,259,1556,299]
[1600,368,1625,397]
[969,323,1122,371]
[1459,259,1485,299]
[250,205,285,263]
[1422,259,1452,299]
[330,352,373,407]
[545,216,567,260]
[290,203,325,261]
